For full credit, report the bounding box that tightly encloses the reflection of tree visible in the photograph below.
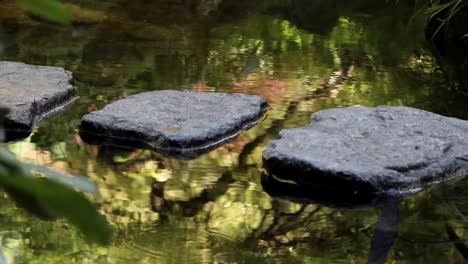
[1,0,466,263]
[146,168,380,263]
[368,199,399,264]
[269,0,340,35]
[151,171,235,217]
[446,223,468,261]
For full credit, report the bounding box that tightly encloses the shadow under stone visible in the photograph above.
[79,125,251,160]
[261,172,400,264]
[260,172,384,209]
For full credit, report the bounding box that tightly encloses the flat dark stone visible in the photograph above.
[262,106,468,199]
[0,61,76,140]
[80,90,268,159]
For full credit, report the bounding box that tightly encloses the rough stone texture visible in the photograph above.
[263,106,468,197]
[0,61,76,133]
[80,90,268,159]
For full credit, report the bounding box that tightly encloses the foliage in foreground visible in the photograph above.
[16,0,70,25]
[426,0,468,40]
[0,149,112,245]
[0,107,112,249]
[0,0,111,248]
[424,0,468,90]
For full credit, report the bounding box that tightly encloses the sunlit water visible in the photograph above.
[1,1,468,263]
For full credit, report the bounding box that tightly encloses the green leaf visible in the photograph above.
[0,149,112,245]
[17,0,71,25]
[0,173,113,245]
[36,178,113,245]
[23,163,98,194]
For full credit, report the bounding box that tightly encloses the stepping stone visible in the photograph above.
[80,90,268,159]
[262,106,468,201]
[0,61,76,140]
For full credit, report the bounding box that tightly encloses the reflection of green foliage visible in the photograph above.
[388,179,468,263]
[0,106,112,252]
[0,148,112,245]
[0,153,111,244]
[0,0,466,263]
[0,0,112,251]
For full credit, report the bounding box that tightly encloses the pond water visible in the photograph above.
[1,0,468,263]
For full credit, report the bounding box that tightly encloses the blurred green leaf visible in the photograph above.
[0,149,112,245]
[38,179,112,244]
[0,172,112,245]
[23,163,98,194]
[17,0,71,25]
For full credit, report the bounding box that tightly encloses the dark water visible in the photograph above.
[1,0,468,263]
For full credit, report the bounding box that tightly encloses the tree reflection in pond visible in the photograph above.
[1,0,468,263]
[368,199,399,264]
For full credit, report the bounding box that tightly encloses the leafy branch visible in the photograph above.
[16,0,70,25]
[0,148,112,245]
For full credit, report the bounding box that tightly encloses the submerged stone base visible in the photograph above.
[80,90,268,159]
[0,61,76,140]
[262,106,468,200]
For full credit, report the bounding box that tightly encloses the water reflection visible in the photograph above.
[261,172,381,208]
[264,174,402,264]
[0,0,468,263]
[262,170,401,263]
[368,199,399,264]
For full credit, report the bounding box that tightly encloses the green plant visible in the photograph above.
[0,107,112,250]
[0,2,112,254]
[426,0,468,39]
[16,0,70,25]
[0,149,112,245]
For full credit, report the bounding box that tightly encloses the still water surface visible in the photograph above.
[1,1,468,263]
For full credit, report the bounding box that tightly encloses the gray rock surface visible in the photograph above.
[0,61,76,132]
[80,90,268,158]
[262,106,468,196]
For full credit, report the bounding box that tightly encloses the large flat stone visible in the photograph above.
[0,61,76,139]
[262,106,468,200]
[80,90,268,159]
